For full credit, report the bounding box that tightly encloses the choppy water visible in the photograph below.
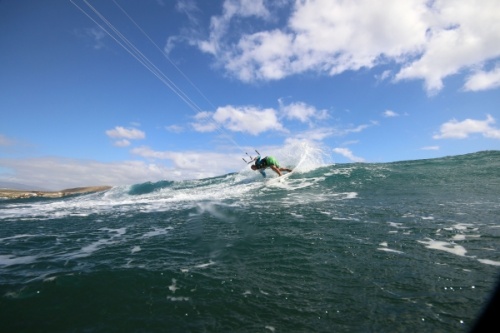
[1,150,499,332]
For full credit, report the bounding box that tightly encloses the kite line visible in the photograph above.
[70,0,247,154]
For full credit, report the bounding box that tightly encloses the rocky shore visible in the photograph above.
[0,186,112,199]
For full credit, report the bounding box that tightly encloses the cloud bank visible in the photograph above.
[181,0,500,94]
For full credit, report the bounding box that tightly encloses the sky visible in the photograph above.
[1,0,500,190]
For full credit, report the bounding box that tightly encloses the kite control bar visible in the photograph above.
[242,149,261,164]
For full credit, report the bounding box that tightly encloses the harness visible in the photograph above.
[254,156,268,169]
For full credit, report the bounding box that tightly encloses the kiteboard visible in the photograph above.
[265,168,296,185]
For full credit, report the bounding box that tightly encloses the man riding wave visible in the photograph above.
[251,156,292,177]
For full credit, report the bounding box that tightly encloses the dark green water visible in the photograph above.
[1,151,499,332]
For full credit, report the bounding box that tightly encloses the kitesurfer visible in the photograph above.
[251,156,292,177]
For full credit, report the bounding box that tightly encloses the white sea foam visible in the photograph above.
[453,223,474,230]
[195,260,215,269]
[452,235,467,241]
[141,227,173,238]
[451,234,481,241]
[62,227,127,259]
[477,259,500,266]
[78,239,113,257]
[343,192,358,199]
[169,278,178,293]
[330,215,360,221]
[287,192,358,207]
[324,167,354,177]
[194,202,236,222]
[0,254,38,266]
[378,247,404,254]
[388,222,407,229]
[418,238,468,257]
[102,227,127,236]
[378,242,403,254]
[0,234,38,242]
[167,296,190,301]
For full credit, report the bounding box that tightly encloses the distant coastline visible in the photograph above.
[0,186,112,199]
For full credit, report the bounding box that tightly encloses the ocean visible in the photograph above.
[1,149,499,332]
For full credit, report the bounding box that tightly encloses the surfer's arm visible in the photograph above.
[259,170,266,178]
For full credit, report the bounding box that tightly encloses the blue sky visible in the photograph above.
[1,0,500,190]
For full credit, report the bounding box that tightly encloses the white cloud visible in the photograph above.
[0,134,14,146]
[191,111,218,132]
[106,126,145,147]
[421,146,440,150]
[278,100,328,123]
[86,27,107,50]
[463,64,500,91]
[113,139,131,147]
[165,124,184,133]
[191,0,500,93]
[106,126,145,140]
[130,146,170,160]
[345,122,376,134]
[197,0,270,56]
[333,147,365,162]
[433,114,500,139]
[376,70,392,82]
[289,120,374,142]
[192,105,285,135]
[395,0,500,93]
[383,110,399,118]
[341,140,360,146]
[214,105,284,134]
[176,0,201,26]
[293,128,338,141]
[228,0,270,18]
